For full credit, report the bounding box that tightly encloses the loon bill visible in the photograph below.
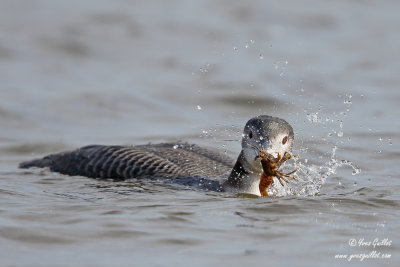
[19,115,298,196]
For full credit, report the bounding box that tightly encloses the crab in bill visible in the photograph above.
[248,143,299,196]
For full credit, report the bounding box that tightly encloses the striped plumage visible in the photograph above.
[19,143,234,180]
[19,115,295,196]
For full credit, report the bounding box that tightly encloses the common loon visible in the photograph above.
[19,115,294,196]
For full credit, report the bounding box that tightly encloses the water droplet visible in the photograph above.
[173,145,179,149]
[250,39,255,44]
[233,46,238,51]
[337,120,344,137]
[259,54,264,59]
[352,168,361,175]
[306,113,321,123]
[196,105,202,110]
[378,137,383,142]
[199,67,208,73]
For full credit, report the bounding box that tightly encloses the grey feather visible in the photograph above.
[19,143,234,180]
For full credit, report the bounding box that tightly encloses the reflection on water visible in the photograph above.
[1,0,399,266]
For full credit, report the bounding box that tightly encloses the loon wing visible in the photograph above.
[19,143,234,180]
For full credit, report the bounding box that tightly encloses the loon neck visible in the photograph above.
[222,151,262,196]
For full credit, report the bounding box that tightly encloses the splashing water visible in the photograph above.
[267,146,361,197]
[269,95,360,197]
[261,89,362,197]
[265,154,354,197]
[306,112,322,123]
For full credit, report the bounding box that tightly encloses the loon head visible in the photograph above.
[223,115,294,195]
[241,115,294,171]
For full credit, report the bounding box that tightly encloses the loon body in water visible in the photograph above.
[19,115,294,196]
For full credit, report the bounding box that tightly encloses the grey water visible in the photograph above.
[0,0,399,266]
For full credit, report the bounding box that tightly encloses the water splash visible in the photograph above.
[264,91,363,197]
[267,146,361,197]
[306,112,322,123]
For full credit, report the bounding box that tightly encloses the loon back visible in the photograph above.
[19,143,235,180]
[19,115,295,196]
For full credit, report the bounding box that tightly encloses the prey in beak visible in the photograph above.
[248,142,299,197]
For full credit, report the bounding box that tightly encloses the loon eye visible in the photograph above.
[248,131,253,139]
[282,136,288,145]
